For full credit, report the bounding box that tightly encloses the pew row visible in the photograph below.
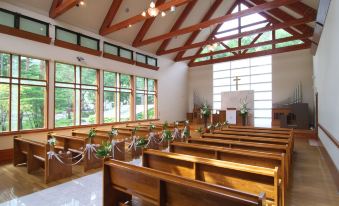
[103,160,267,206]
[13,136,72,183]
[221,128,293,136]
[169,142,288,188]
[229,125,293,132]
[142,149,283,206]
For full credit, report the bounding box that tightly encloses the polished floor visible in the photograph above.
[0,137,338,206]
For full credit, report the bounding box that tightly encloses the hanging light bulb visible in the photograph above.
[171,5,176,12]
[150,1,156,8]
[79,0,85,6]
[161,11,166,17]
[141,11,146,17]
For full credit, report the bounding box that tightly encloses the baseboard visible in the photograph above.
[0,149,13,164]
[318,139,339,193]
[294,129,317,138]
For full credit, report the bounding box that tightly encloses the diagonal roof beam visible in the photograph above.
[182,33,312,61]
[134,0,302,47]
[158,16,314,55]
[99,0,124,35]
[100,0,193,36]
[132,0,166,47]
[49,0,79,18]
[156,0,198,54]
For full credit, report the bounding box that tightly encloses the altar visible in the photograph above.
[221,90,254,126]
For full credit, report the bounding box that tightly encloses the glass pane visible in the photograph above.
[231,59,250,69]
[19,17,47,36]
[20,80,46,86]
[254,118,271,127]
[56,28,77,44]
[136,54,146,64]
[20,56,46,80]
[0,84,10,131]
[0,10,15,27]
[213,102,221,110]
[275,29,292,39]
[75,89,80,125]
[120,74,130,88]
[80,36,98,50]
[213,94,221,102]
[55,88,74,127]
[214,70,230,79]
[11,84,18,131]
[276,40,303,48]
[251,83,272,91]
[218,19,238,32]
[103,44,118,55]
[148,79,155,91]
[20,85,45,130]
[81,90,96,125]
[251,65,271,74]
[12,55,19,78]
[120,92,130,121]
[254,92,272,100]
[213,86,230,94]
[0,53,10,77]
[104,71,116,87]
[254,100,272,109]
[231,76,250,85]
[55,63,75,83]
[81,67,97,85]
[214,62,230,71]
[231,84,251,91]
[76,66,80,84]
[241,14,265,26]
[254,110,272,118]
[136,93,145,120]
[147,95,155,119]
[148,58,157,66]
[136,77,145,90]
[120,48,132,59]
[251,74,272,83]
[255,31,272,43]
[231,68,250,77]
[214,78,230,86]
[104,91,116,123]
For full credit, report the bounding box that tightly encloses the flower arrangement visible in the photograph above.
[163,130,172,141]
[207,124,215,133]
[132,126,139,136]
[240,97,249,116]
[108,128,118,140]
[195,127,204,135]
[215,122,221,130]
[136,137,148,147]
[149,123,156,132]
[200,103,211,128]
[47,137,56,146]
[88,128,97,139]
[163,121,169,130]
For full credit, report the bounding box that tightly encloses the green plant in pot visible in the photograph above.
[240,97,249,126]
[88,128,96,144]
[200,103,211,128]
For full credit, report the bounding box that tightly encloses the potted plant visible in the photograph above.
[240,97,249,126]
[200,103,211,128]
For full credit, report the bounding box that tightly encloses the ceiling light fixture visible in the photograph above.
[78,0,85,7]
[141,0,175,18]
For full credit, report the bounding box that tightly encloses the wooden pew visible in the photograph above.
[222,127,292,135]
[13,136,72,183]
[229,125,292,132]
[170,142,288,189]
[142,149,283,206]
[104,160,267,206]
[214,130,291,139]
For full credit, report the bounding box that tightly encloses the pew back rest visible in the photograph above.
[104,160,266,206]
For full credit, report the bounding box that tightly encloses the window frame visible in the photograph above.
[54,61,99,128]
[0,52,49,132]
[136,52,158,67]
[135,77,158,120]
[103,42,134,60]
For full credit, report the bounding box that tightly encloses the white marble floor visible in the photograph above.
[0,172,103,206]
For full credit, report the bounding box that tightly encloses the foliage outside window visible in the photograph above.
[103,71,117,123]
[54,62,98,127]
[135,77,157,120]
[119,74,132,121]
[0,52,47,132]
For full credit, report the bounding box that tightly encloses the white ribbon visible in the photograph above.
[172,128,181,140]
[127,136,137,152]
[111,140,123,159]
[84,144,98,160]
[145,132,158,148]
[47,151,65,164]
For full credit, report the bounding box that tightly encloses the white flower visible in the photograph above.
[48,137,56,146]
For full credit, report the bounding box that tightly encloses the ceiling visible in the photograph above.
[1,0,319,61]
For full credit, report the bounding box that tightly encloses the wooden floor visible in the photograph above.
[0,136,338,205]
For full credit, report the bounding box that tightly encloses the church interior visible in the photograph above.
[0,0,338,205]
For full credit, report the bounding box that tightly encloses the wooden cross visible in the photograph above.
[233,76,241,91]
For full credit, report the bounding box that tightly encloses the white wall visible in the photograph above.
[0,2,188,149]
[272,49,314,122]
[187,50,314,117]
[313,0,339,170]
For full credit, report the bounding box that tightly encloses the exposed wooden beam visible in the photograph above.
[132,0,166,47]
[100,0,193,36]
[134,0,301,47]
[173,0,224,60]
[156,0,198,54]
[246,0,314,35]
[284,1,317,18]
[189,42,311,67]
[49,0,78,18]
[99,0,123,35]
[158,17,313,55]
[216,20,268,35]
[180,33,312,61]
[242,32,264,54]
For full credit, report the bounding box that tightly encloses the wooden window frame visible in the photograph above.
[135,77,158,120]
[0,51,49,133]
[103,70,118,123]
[118,73,133,122]
[54,62,99,128]
[103,42,135,65]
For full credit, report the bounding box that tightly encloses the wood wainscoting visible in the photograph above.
[0,149,14,164]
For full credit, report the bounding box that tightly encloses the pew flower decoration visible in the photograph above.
[96,141,112,159]
[163,121,169,130]
[132,127,139,136]
[88,128,97,139]
[207,124,215,133]
[215,122,221,130]
[108,128,118,139]
[48,137,56,146]
[200,103,211,128]
[136,137,148,148]
[163,130,172,141]
[182,126,190,139]
[149,124,156,132]
[195,127,204,135]
[174,121,179,127]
